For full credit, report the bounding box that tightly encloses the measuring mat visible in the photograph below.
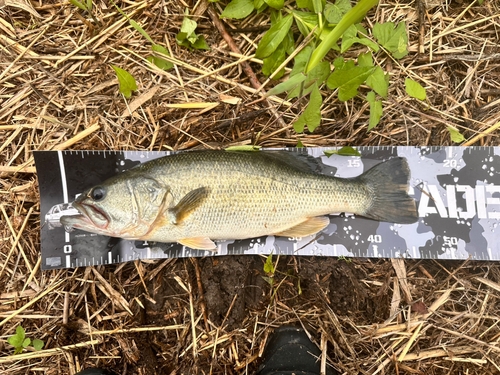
[35,147,500,270]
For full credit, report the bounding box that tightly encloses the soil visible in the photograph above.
[59,256,434,374]
[53,255,383,374]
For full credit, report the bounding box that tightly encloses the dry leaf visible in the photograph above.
[0,0,42,18]
[122,86,160,117]
[219,94,241,105]
[411,300,429,315]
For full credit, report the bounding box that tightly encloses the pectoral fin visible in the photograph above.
[274,216,330,237]
[178,237,217,251]
[169,187,210,224]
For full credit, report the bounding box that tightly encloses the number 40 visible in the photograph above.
[368,235,382,243]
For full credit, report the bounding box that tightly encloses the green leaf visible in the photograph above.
[366,91,383,131]
[8,326,25,348]
[16,326,25,339]
[262,42,286,79]
[225,145,261,151]
[255,14,293,58]
[265,73,307,97]
[357,51,373,67]
[324,146,361,157]
[447,127,465,143]
[109,0,127,18]
[179,16,198,44]
[264,254,275,273]
[292,11,324,41]
[367,66,389,98]
[192,35,211,50]
[311,0,323,13]
[86,0,92,11]
[111,65,137,98]
[22,338,31,348]
[32,339,44,351]
[8,335,23,348]
[341,24,379,53]
[340,24,357,53]
[69,0,88,11]
[373,22,408,59]
[344,37,379,53]
[262,276,275,286]
[293,83,322,133]
[296,0,309,8]
[327,66,375,101]
[221,0,255,19]
[270,8,282,23]
[148,45,174,70]
[324,0,351,24]
[356,23,368,37]
[405,78,426,100]
[129,19,154,44]
[264,0,283,9]
[290,45,313,77]
[283,29,295,55]
[297,139,305,148]
[337,146,361,156]
[289,61,330,99]
[254,0,265,9]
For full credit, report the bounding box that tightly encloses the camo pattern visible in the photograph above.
[35,147,500,270]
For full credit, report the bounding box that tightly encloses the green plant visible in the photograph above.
[220,0,416,137]
[262,254,302,304]
[338,255,351,263]
[111,65,137,98]
[7,326,44,354]
[405,78,426,101]
[176,10,211,51]
[447,127,465,143]
[324,146,361,157]
[106,0,175,97]
[69,0,100,25]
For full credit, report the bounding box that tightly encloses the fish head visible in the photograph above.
[61,175,170,239]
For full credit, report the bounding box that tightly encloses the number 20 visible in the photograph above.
[444,159,457,168]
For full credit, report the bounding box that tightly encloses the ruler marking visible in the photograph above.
[43,147,500,267]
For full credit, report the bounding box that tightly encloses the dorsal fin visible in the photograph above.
[261,150,323,173]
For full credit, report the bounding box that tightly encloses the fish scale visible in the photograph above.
[60,150,417,249]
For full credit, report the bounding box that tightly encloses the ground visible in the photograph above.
[1,0,500,374]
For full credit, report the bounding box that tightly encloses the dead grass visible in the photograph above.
[1,0,500,374]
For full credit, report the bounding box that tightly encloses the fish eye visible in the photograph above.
[90,186,106,201]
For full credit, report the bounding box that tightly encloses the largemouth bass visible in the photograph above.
[60,151,417,250]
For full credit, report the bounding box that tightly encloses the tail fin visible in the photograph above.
[358,157,418,224]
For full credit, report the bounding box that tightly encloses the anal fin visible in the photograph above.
[178,237,217,251]
[274,216,330,238]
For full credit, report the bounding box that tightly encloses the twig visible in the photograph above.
[206,3,287,128]
[191,258,210,333]
[462,121,500,146]
[0,206,34,279]
[0,340,102,363]
[53,122,101,150]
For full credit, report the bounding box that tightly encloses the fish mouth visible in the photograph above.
[60,201,109,231]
